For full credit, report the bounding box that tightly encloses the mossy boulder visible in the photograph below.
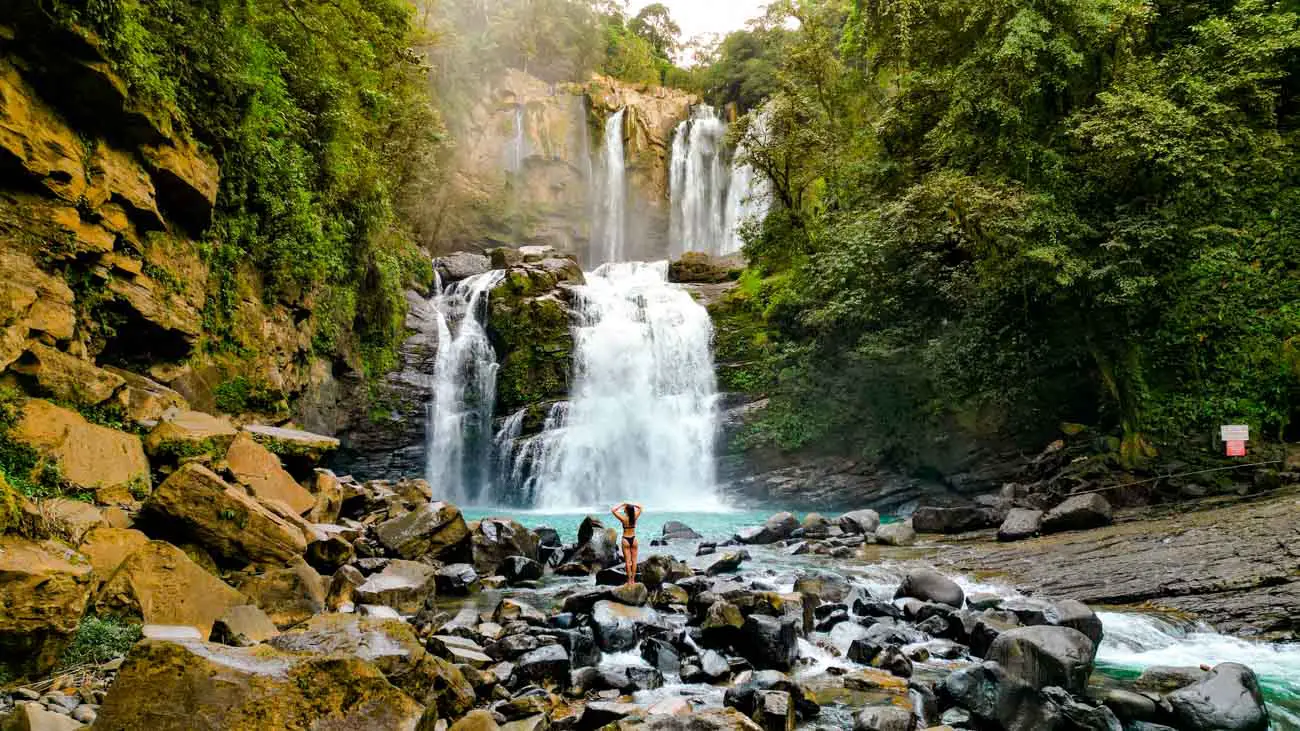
[488,267,576,415]
[93,638,425,730]
[0,536,95,678]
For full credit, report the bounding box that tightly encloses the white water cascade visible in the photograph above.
[506,104,528,173]
[593,108,627,265]
[669,105,772,258]
[501,261,722,510]
[425,270,505,506]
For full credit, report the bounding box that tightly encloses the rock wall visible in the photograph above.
[436,69,695,262]
[0,16,356,433]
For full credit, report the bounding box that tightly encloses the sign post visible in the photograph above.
[1221,425,1249,457]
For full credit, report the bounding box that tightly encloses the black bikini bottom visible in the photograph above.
[622,535,636,549]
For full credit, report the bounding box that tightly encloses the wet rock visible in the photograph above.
[793,570,850,603]
[839,510,882,535]
[436,563,482,596]
[662,520,703,540]
[375,501,471,563]
[705,550,748,576]
[211,605,278,646]
[95,540,244,638]
[814,607,849,632]
[231,559,326,629]
[8,703,84,731]
[429,634,494,667]
[697,542,717,556]
[514,644,570,688]
[611,582,649,606]
[143,463,308,565]
[911,506,1001,534]
[501,556,544,585]
[579,700,640,728]
[641,637,681,674]
[1166,662,1269,731]
[701,600,745,646]
[1042,494,1112,534]
[853,706,915,731]
[591,600,659,652]
[875,521,916,547]
[640,708,764,730]
[354,559,438,614]
[894,568,964,608]
[872,645,913,678]
[94,638,424,729]
[844,668,909,694]
[600,665,664,693]
[741,614,798,671]
[737,512,799,545]
[698,649,732,682]
[997,508,1044,542]
[470,518,541,575]
[495,598,547,626]
[325,564,365,611]
[1042,687,1123,730]
[1134,665,1208,693]
[1098,688,1159,723]
[940,661,1055,730]
[1045,599,1103,651]
[987,626,1095,693]
[560,585,612,615]
[437,251,492,282]
[749,689,794,731]
[638,554,691,589]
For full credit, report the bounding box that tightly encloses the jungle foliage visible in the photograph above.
[711,0,1300,467]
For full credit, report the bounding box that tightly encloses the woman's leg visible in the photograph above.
[625,538,637,585]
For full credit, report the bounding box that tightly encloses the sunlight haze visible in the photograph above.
[627,0,768,40]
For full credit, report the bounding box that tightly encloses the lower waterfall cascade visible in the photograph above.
[499,261,721,510]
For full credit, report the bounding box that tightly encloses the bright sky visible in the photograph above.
[627,0,769,41]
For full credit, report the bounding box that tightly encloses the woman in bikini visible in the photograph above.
[611,502,643,586]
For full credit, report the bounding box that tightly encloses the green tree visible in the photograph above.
[629,2,681,60]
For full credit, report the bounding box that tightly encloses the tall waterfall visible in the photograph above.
[502,262,721,510]
[593,108,627,265]
[425,270,505,505]
[669,105,772,257]
[506,104,528,173]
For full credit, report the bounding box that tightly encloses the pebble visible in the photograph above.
[72,706,98,724]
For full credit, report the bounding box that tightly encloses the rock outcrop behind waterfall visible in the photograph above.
[435,68,695,260]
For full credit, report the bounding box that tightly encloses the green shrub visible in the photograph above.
[59,616,143,668]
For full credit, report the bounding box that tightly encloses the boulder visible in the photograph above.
[591,600,659,652]
[997,509,1044,542]
[987,626,1095,693]
[307,469,344,524]
[92,638,424,729]
[501,555,544,584]
[230,560,326,629]
[1045,599,1103,651]
[240,424,339,465]
[875,521,916,547]
[611,581,649,606]
[428,634,493,667]
[10,342,123,405]
[436,251,492,282]
[662,520,702,540]
[894,568,964,608]
[211,605,278,646]
[77,527,150,587]
[514,644,570,688]
[223,432,315,516]
[1134,665,1208,693]
[142,408,238,460]
[304,534,354,574]
[702,599,746,646]
[375,501,470,563]
[1166,662,1269,731]
[637,554,691,589]
[738,512,799,545]
[105,366,188,425]
[354,560,438,614]
[668,252,743,283]
[30,497,106,544]
[568,516,621,569]
[143,463,308,566]
[270,614,475,714]
[0,537,94,677]
[435,563,482,596]
[641,637,682,675]
[705,550,748,577]
[839,510,881,535]
[1042,494,1113,533]
[493,598,547,625]
[751,690,795,731]
[469,517,541,575]
[640,708,763,730]
[940,661,1056,730]
[844,668,910,694]
[793,571,850,603]
[854,706,916,731]
[6,703,85,731]
[12,399,150,504]
[742,614,799,671]
[96,540,245,638]
[911,506,1000,534]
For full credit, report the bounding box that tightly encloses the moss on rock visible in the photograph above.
[488,271,575,415]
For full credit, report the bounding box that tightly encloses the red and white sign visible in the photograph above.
[1226,440,1247,457]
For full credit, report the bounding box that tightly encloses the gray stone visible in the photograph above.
[853,706,915,731]
[752,690,794,731]
[894,568,964,608]
[987,625,1095,693]
[875,522,915,546]
[1166,662,1269,731]
[838,510,881,535]
[1042,494,1113,534]
[997,508,1044,542]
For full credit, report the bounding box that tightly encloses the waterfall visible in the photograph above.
[507,261,721,510]
[425,270,505,505]
[506,103,528,173]
[669,105,773,257]
[594,108,627,265]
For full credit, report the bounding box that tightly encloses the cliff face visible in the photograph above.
[436,69,694,262]
[0,22,353,431]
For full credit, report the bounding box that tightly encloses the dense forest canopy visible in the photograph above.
[710,0,1300,469]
